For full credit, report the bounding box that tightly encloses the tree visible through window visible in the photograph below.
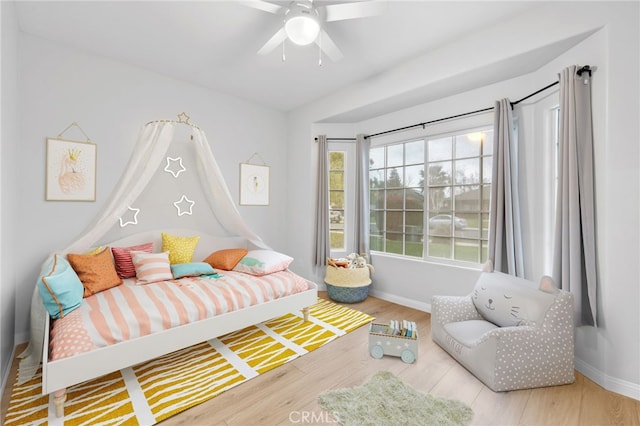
[369,126,493,264]
[329,151,345,250]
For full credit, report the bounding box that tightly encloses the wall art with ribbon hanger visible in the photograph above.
[239,152,269,206]
[45,121,97,201]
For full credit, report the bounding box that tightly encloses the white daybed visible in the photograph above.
[39,229,318,417]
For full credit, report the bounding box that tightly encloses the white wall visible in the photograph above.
[0,0,19,390]
[287,2,639,399]
[9,34,288,344]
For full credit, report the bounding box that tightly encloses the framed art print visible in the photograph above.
[239,163,269,206]
[46,137,97,201]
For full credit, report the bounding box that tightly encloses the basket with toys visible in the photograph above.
[324,253,375,303]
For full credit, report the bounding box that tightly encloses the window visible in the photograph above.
[329,151,346,250]
[369,126,493,265]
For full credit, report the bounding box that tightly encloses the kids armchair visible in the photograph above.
[431,269,575,392]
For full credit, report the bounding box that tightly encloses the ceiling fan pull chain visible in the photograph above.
[318,31,322,66]
[282,36,286,62]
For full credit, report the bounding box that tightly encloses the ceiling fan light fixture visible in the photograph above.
[283,2,320,46]
[285,15,320,45]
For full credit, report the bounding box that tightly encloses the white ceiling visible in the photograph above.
[15,1,539,112]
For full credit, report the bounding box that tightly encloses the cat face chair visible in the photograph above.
[431,269,575,392]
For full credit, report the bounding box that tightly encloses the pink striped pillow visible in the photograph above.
[130,251,173,284]
[111,242,154,278]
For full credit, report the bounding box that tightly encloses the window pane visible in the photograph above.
[329,151,344,169]
[455,212,477,238]
[329,171,344,189]
[387,144,404,167]
[370,147,384,169]
[428,162,452,185]
[429,213,452,237]
[405,188,424,209]
[370,189,384,209]
[405,211,423,235]
[330,191,344,209]
[455,133,482,158]
[481,185,491,211]
[386,189,404,209]
[405,140,424,164]
[386,211,403,233]
[370,169,385,189]
[386,168,403,188]
[483,156,492,183]
[454,185,480,211]
[455,239,479,263]
[405,165,424,188]
[481,213,489,239]
[370,211,384,235]
[428,236,451,259]
[454,158,480,185]
[385,237,403,255]
[428,187,451,213]
[482,130,494,155]
[370,234,384,251]
[429,137,452,161]
[330,231,344,250]
[481,240,488,263]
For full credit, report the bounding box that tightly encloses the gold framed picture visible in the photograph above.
[239,163,269,206]
[46,137,97,201]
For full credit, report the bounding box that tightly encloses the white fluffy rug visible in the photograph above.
[318,371,473,426]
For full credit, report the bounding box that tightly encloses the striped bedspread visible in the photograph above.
[49,270,310,361]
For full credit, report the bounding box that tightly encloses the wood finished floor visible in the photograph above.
[3,292,639,425]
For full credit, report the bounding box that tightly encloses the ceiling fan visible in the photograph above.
[245,0,386,62]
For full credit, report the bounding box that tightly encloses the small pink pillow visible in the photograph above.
[131,251,173,284]
[111,242,154,278]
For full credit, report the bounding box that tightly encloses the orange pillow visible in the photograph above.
[203,248,248,270]
[67,247,122,297]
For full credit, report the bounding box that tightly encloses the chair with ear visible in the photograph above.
[431,263,575,391]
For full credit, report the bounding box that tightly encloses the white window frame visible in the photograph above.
[368,112,494,267]
[329,142,355,258]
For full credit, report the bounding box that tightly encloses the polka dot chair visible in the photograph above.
[431,270,575,392]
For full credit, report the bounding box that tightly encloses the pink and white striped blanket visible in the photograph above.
[49,270,310,361]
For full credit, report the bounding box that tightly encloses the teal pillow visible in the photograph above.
[37,254,84,319]
[171,262,216,279]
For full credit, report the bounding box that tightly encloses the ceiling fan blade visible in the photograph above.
[241,0,285,15]
[323,1,386,22]
[316,29,343,62]
[258,28,287,55]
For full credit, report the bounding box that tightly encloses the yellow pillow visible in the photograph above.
[161,233,200,264]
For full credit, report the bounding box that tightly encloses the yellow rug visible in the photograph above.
[5,298,373,425]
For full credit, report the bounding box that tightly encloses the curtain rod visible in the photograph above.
[313,137,357,142]
[363,65,591,140]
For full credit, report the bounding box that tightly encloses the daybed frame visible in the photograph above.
[40,229,318,418]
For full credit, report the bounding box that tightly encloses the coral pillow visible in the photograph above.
[67,247,122,297]
[203,248,248,270]
[111,242,154,278]
[131,251,173,284]
[232,250,293,276]
[37,254,84,319]
[161,233,200,264]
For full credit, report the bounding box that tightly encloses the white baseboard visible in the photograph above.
[368,289,431,313]
[1,344,19,405]
[575,357,640,401]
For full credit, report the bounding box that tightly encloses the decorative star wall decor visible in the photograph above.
[164,156,186,178]
[119,206,140,227]
[173,195,195,216]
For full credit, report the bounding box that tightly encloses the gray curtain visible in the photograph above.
[553,65,597,326]
[354,134,370,258]
[313,135,330,270]
[488,98,525,277]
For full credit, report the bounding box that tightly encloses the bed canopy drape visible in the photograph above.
[19,117,268,383]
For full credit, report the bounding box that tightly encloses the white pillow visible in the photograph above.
[131,251,173,284]
[232,250,293,276]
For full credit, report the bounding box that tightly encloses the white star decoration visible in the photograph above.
[174,195,195,216]
[164,156,186,178]
[119,206,140,227]
[177,112,190,124]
